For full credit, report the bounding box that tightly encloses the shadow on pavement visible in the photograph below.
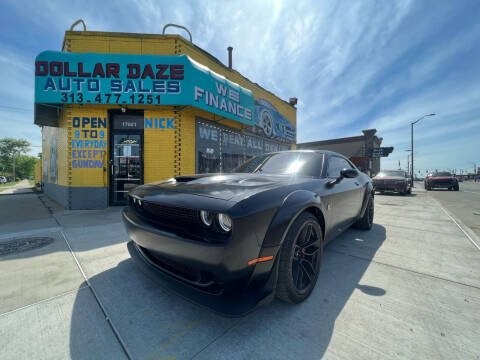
[69,224,387,359]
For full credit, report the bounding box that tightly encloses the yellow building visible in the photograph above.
[35,25,297,209]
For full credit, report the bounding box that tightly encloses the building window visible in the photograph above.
[196,119,291,173]
[196,122,221,173]
[222,130,245,172]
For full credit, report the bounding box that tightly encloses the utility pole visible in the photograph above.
[410,113,435,187]
[12,152,16,181]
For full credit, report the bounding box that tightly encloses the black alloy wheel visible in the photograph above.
[291,222,322,293]
[276,212,323,304]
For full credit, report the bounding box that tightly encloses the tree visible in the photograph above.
[0,138,31,176]
[14,155,38,179]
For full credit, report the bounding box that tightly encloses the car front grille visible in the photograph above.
[129,196,200,228]
[432,180,453,186]
[140,201,200,227]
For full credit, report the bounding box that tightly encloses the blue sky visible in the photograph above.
[0,0,479,174]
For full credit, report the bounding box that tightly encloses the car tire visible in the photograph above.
[353,194,374,230]
[276,212,323,304]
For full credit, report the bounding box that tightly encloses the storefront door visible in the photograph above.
[109,114,144,205]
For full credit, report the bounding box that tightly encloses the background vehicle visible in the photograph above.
[372,170,411,195]
[0,176,6,184]
[424,171,459,191]
[123,150,374,316]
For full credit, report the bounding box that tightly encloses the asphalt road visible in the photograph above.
[423,181,480,238]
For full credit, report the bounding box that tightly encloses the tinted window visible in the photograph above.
[327,156,352,177]
[234,152,322,177]
[434,172,452,176]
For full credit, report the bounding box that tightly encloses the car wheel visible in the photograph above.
[353,194,374,230]
[276,212,323,304]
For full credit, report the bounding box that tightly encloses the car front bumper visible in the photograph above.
[374,183,407,192]
[122,206,278,316]
[427,181,456,188]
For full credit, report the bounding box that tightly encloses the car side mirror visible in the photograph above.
[340,168,359,179]
[327,168,359,187]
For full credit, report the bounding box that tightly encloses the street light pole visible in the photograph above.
[410,113,435,187]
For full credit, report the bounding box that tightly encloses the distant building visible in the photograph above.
[297,129,384,176]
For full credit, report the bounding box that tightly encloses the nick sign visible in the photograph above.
[35,51,255,126]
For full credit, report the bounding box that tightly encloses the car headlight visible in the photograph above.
[200,210,214,226]
[217,213,232,232]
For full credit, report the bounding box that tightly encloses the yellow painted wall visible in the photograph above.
[67,106,109,187]
[143,109,176,183]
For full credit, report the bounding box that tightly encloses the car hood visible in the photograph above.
[132,173,312,201]
[373,176,406,181]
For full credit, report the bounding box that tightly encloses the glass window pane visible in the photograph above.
[327,156,352,177]
[222,130,245,172]
[196,122,221,173]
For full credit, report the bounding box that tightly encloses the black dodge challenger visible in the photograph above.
[123,150,374,316]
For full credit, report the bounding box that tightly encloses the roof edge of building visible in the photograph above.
[297,135,365,147]
[62,30,296,110]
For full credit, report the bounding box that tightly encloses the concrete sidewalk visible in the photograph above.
[0,179,34,195]
[0,190,479,359]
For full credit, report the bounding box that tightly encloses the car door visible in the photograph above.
[322,155,363,237]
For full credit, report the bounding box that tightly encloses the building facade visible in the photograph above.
[35,29,296,209]
[297,129,384,176]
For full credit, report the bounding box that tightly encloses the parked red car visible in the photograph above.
[372,170,411,195]
[424,172,459,191]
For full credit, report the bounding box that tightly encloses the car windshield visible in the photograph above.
[233,152,323,177]
[433,172,452,176]
[376,170,406,177]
